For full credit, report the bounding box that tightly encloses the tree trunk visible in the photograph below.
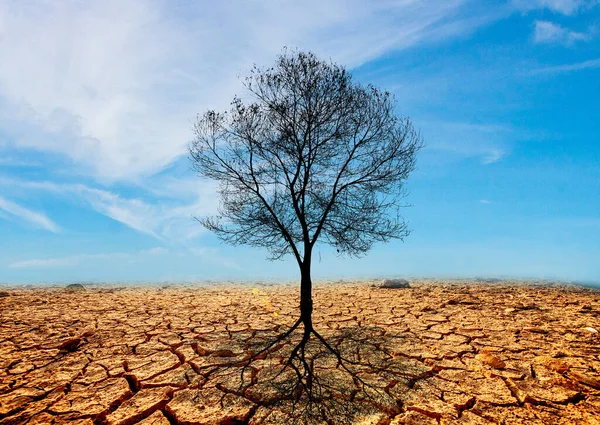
[300,247,314,391]
[300,248,313,334]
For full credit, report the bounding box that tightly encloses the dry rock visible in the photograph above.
[476,352,506,369]
[533,355,570,373]
[568,371,600,390]
[378,278,410,288]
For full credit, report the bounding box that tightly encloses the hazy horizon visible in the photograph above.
[2,274,598,288]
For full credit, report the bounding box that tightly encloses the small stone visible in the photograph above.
[66,283,85,291]
[516,303,537,311]
[476,353,506,369]
[583,327,598,334]
[568,371,600,390]
[58,337,81,352]
[474,277,503,283]
[0,291,10,297]
[208,349,237,357]
[522,327,547,334]
[378,279,410,289]
[533,356,569,373]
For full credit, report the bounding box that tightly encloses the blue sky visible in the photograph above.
[0,0,599,284]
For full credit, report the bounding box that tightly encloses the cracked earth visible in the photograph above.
[1,281,599,424]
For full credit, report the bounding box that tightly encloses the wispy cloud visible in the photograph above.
[76,182,219,241]
[9,247,167,269]
[9,258,79,269]
[0,195,60,233]
[513,0,599,15]
[0,0,492,182]
[482,149,505,164]
[534,20,593,45]
[8,245,240,273]
[530,58,600,74]
[141,247,168,256]
[419,121,510,165]
[0,177,218,240]
[479,199,492,204]
[81,187,164,239]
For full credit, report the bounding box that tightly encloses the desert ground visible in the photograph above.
[1,280,599,425]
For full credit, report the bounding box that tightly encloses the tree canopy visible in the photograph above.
[190,50,422,266]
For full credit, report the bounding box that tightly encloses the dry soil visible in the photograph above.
[1,280,599,424]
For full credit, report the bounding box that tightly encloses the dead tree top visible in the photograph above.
[190,50,422,265]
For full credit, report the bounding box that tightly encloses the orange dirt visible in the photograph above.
[1,281,599,424]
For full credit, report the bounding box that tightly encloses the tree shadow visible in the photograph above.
[192,323,419,424]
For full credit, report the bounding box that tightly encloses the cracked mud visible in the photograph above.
[1,281,599,424]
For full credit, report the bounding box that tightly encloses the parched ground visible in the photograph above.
[1,281,599,425]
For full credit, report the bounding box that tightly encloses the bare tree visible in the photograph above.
[190,49,422,421]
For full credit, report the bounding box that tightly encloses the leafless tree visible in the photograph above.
[190,49,422,422]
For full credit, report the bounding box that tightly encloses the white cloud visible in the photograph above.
[482,148,505,164]
[0,195,60,232]
[0,0,488,182]
[0,176,218,241]
[142,247,169,256]
[534,20,592,44]
[80,187,164,239]
[530,57,600,74]
[513,0,598,15]
[9,248,166,269]
[479,199,491,204]
[9,257,79,269]
[419,121,509,164]
[75,182,219,241]
[7,244,246,274]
